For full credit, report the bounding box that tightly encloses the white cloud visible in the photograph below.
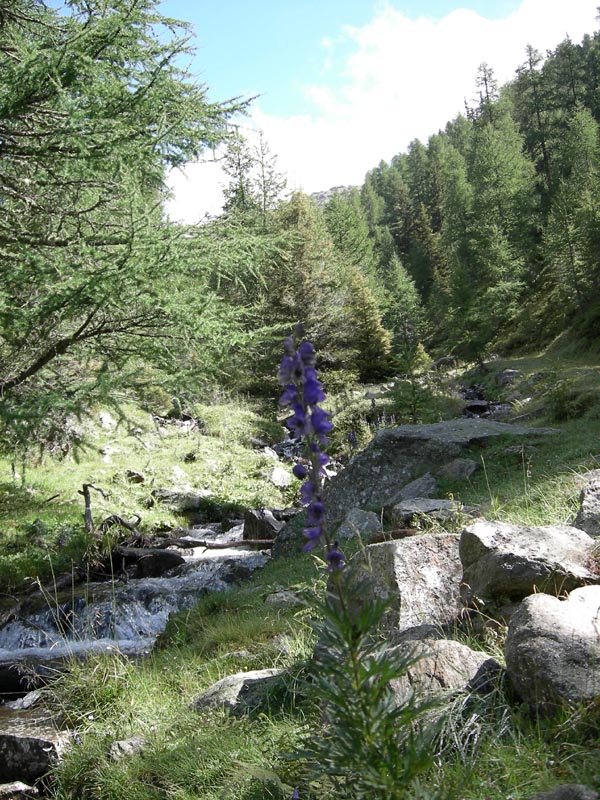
[165,0,599,223]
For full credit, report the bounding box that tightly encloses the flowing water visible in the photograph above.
[0,537,270,694]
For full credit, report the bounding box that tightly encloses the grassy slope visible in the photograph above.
[2,347,600,799]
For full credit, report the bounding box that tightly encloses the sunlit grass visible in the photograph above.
[4,345,600,799]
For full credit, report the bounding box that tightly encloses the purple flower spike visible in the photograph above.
[306,500,325,524]
[276,326,342,568]
[300,480,316,504]
[302,525,323,552]
[298,340,316,366]
[303,377,326,406]
[325,542,346,572]
[310,406,332,440]
[279,383,297,406]
[283,336,296,356]
[278,355,296,385]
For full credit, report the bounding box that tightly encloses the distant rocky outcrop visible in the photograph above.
[309,185,355,207]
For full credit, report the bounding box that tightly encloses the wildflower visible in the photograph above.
[292,463,308,480]
[325,541,345,572]
[277,326,344,569]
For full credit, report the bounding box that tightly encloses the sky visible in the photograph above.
[163,0,600,222]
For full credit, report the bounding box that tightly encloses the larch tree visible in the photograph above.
[0,0,241,444]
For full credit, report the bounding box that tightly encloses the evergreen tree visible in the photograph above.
[0,0,240,440]
[511,45,554,197]
[253,130,287,228]
[543,106,600,307]
[222,130,259,216]
[344,270,392,381]
[324,191,375,272]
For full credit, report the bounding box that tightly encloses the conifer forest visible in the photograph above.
[3,0,600,436]
[3,3,600,800]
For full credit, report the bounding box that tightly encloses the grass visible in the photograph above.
[45,555,318,800]
[0,395,296,593]
[3,345,600,798]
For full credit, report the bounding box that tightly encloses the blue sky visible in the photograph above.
[162,0,600,221]
[164,0,522,117]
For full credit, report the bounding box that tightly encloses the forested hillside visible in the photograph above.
[2,0,600,451]
[169,22,600,405]
[3,5,600,799]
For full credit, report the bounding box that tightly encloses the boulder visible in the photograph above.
[152,488,213,512]
[460,520,599,605]
[3,692,42,712]
[264,590,304,609]
[496,369,522,387]
[462,399,490,416]
[389,639,501,704]
[0,783,38,798]
[437,458,479,482]
[98,410,117,429]
[113,547,185,579]
[395,473,439,501]
[323,419,555,527]
[574,469,600,537]
[527,787,598,800]
[243,509,285,541]
[505,586,600,715]
[124,469,145,484]
[341,534,463,638]
[336,508,382,541]
[386,498,479,529]
[192,669,286,715]
[0,716,70,783]
[269,465,292,488]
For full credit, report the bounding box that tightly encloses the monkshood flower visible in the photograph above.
[278,325,344,570]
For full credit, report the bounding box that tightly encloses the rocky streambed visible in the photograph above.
[0,526,271,696]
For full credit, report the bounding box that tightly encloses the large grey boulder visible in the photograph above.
[505,586,600,714]
[0,714,70,783]
[437,458,479,482]
[395,473,439,501]
[192,669,286,715]
[323,419,555,527]
[336,507,382,541]
[460,520,599,605]
[527,787,598,800]
[341,534,463,638]
[389,639,501,705]
[574,469,600,537]
[386,498,479,529]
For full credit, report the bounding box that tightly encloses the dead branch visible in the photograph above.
[77,483,109,535]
